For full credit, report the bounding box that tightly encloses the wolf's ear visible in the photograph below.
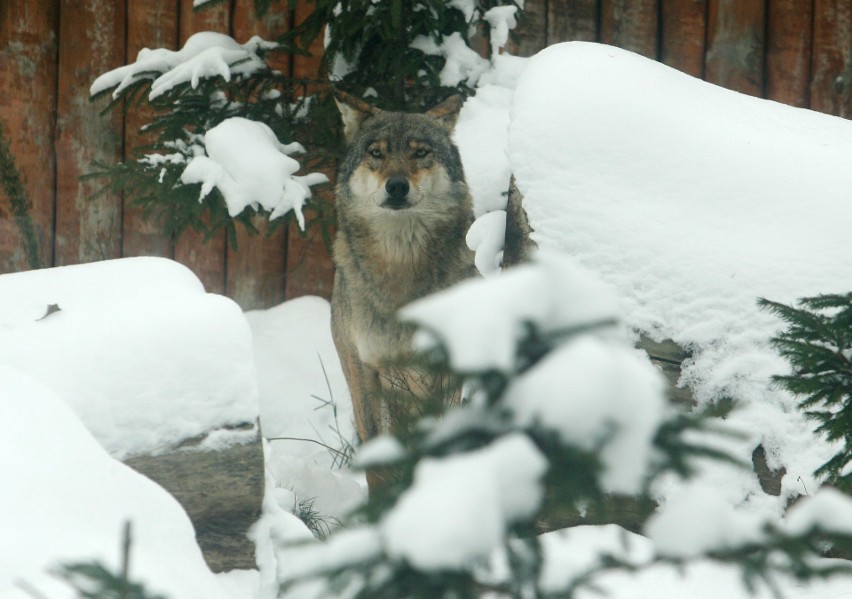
[426,95,464,131]
[334,89,377,142]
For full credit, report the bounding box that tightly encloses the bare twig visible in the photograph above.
[266,435,350,460]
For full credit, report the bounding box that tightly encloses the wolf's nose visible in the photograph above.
[385,176,410,200]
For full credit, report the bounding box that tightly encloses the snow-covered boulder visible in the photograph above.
[0,366,237,598]
[503,42,852,516]
[0,257,258,458]
[0,257,263,571]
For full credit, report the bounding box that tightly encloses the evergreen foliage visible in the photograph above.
[55,522,167,599]
[283,0,523,109]
[278,291,852,598]
[90,0,522,248]
[54,562,167,599]
[88,42,330,248]
[759,293,852,491]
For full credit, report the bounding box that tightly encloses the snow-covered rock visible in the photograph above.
[0,257,258,459]
[0,366,235,599]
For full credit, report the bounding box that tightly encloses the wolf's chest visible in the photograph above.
[353,318,414,369]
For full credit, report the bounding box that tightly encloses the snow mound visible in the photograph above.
[0,258,258,458]
[509,41,852,364]
[91,31,275,99]
[506,41,852,503]
[0,366,232,599]
[246,297,365,594]
[456,54,525,217]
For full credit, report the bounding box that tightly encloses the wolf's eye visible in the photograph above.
[414,148,431,159]
[368,148,383,159]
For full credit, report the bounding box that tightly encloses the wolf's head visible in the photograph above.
[334,91,469,217]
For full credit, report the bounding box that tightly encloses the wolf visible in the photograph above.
[330,90,477,448]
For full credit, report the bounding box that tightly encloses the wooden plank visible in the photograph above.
[284,207,335,301]
[548,0,600,44]
[54,0,125,266]
[766,0,813,107]
[660,0,708,77]
[172,1,231,294]
[600,0,660,59]
[122,0,179,259]
[227,0,291,309]
[513,0,547,56]
[810,0,852,118]
[286,0,336,300]
[0,0,59,272]
[291,0,324,90]
[705,0,766,96]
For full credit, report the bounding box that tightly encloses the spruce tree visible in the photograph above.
[759,293,852,491]
[90,1,524,247]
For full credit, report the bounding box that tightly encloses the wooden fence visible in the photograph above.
[1,0,850,309]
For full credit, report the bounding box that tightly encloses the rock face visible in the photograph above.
[123,425,264,572]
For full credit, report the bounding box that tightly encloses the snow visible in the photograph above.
[644,482,768,558]
[545,526,852,599]
[507,42,852,395]
[381,434,547,570]
[400,251,622,373]
[244,297,365,594]
[498,41,852,522]
[483,5,519,56]
[92,33,325,228]
[352,434,406,468]
[0,257,257,458]
[411,32,490,87]
[456,82,514,216]
[91,32,274,100]
[538,525,652,593]
[784,488,852,537]
[181,117,328,229]
[506,336,668,494]
[0,366,233,599]
[465,208,506,276]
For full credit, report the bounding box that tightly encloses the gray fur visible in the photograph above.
[330,92,476,447]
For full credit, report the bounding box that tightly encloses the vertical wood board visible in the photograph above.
[172,1,231,294]
[0,0,59,272]
[705,0,767,96]
[286,0,335,300]
[810,0,852,117]
[122,0,179,259]
[601,0,660,58]
[227,0,291,309]
[766,0,813,107]
[547,0,601,44]
[660,0,708,77]
[513,0,547,56]
[54,0,126,266]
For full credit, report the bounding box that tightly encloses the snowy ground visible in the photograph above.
[2,38,852,598]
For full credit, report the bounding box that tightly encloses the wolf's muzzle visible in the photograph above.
[384,175,410,209]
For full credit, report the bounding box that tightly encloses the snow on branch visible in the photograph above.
[400,251,622,373]
[90,31,276,100]
[180,117,328,229]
